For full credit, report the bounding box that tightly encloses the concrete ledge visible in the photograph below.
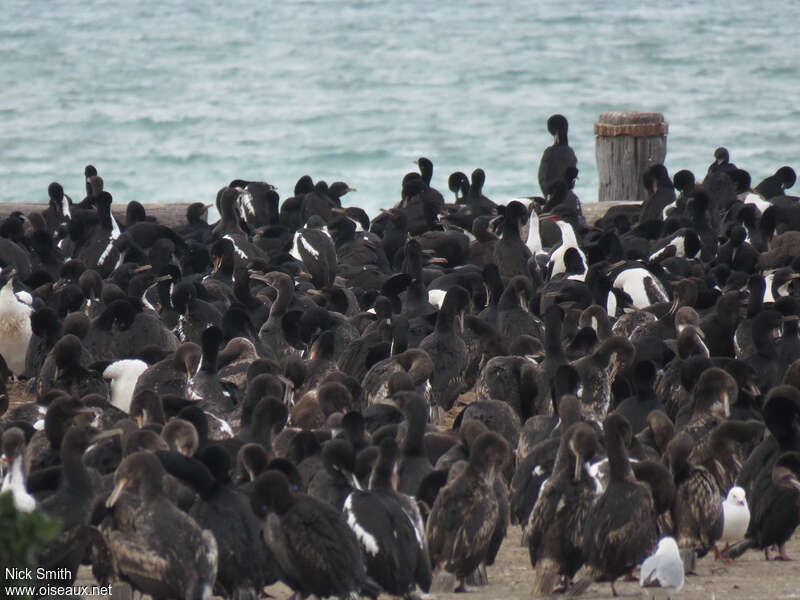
[0,200,640,229]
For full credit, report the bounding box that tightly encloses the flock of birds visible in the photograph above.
[1,113,800,599]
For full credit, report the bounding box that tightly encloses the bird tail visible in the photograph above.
[726,537,754,559]
[531,558,560,597]
[564,564,598,598]
[360,575,383,600]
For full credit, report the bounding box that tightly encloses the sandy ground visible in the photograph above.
[71,526,800,600]
[9,382,800,600]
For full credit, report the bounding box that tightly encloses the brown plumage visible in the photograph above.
[682,367,738,444]
[527,422,599,596]
[689,419,765,494]
[582,413,658,596]
[361,348,434,407]
[667,434,724,560]
[103,451,218,600]
[426,431,509,592]
[570,336,635,426]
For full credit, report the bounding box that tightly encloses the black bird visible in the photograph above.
[538,114,578,198]
[755,166,796,199]
[493,200,532,280]
[742,309,784,393]
[420,286,470,423]
[496,276,543,342]
[737,385,800,560]
[639,164,676,224]
[38,425,119,585]
[615,360,665,434]
[394,391,434,497]
[291,218,337,289]
[251,469,380,600]
[343,437,432,598]
[747,451,800,561]
[307,438,360,510]
[158,445,277,598]
[700,290,746,358]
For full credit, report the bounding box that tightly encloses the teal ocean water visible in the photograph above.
[2,1,798,215]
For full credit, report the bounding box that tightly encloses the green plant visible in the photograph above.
[0,492,62,598]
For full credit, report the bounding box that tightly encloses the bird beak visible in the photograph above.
[248,271,272,285]
[722,392,730,418]
[668,297,679,316]
[377,397,399,409]
[277,375,295,407]
[91,428,123,444]
[106,477,129,508]
[574,453,582,482]
[345,470,363,491]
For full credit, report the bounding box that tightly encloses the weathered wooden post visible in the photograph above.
[595,111,668,202]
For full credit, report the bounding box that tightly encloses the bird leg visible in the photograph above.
[777,544,792,561]
[454,577,469,593]
[610,579,618,597]
[478,564,488,585]
[465,564,488,586]
[721,542,735,564]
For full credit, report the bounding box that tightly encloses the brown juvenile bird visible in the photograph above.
[426,431,509,592]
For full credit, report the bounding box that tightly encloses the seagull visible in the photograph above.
[640,536,684,600]
[715,486,750,563]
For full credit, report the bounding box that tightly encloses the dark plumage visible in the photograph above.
[425,431,509,592]
[582,414,658,596]
[420,286,470,422]
[343,437,432,598]
[667,434,724,561]
[38,425,120,584]
[251,470,380,600]
[538,114,578,198]
[104,451,219,600]
[527,422,599,596]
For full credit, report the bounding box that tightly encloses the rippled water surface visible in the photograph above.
[2,1,798,213]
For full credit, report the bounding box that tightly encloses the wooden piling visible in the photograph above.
[595,111,668,202]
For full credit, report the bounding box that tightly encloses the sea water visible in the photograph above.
[2,0,798,215]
